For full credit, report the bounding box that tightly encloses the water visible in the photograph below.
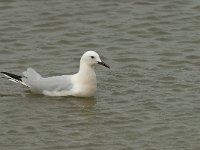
[0,0,200,149]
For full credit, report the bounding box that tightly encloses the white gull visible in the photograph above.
[1,51,110,97]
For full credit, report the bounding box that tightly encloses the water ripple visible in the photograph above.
[0,0,200,150]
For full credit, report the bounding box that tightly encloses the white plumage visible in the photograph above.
[1,51,110,97]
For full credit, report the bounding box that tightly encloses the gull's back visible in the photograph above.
[22,68,73,94]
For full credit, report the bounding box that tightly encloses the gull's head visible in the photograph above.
[80,51,110,69]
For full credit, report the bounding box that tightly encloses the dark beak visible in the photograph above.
[98,61,110,69]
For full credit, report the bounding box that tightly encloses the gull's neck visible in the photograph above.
[75,62,97,92]
[78,62,96,77]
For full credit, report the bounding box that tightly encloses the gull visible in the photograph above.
[1,51,110,97]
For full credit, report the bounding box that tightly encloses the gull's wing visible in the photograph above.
[22,68,73,93]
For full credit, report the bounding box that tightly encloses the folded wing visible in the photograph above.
[22,68,73,93]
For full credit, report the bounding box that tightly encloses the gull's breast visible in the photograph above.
[72,74,97,97]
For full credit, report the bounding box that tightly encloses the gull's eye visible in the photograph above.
[91,56,95,59]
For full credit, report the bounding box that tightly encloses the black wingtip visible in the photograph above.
[1,72,22,81]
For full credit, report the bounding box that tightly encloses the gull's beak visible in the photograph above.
[98,61,110,69]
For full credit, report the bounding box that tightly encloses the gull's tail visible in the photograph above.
[1,72,29,87]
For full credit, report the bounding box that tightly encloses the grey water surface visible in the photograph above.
[0,0,200,150]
